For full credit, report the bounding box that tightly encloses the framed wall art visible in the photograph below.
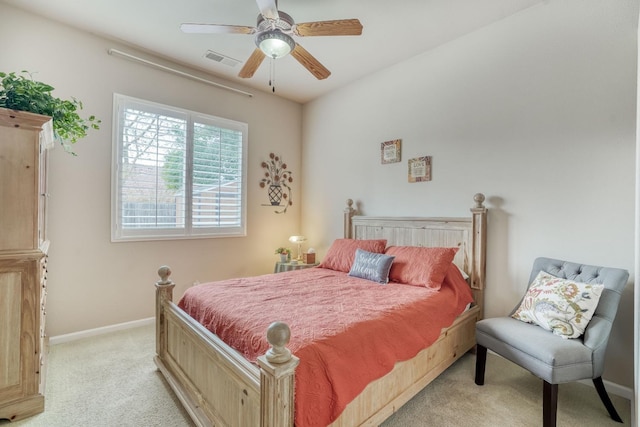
[259,152,293,214]
[381,139,401,164]
[408,156,432,183]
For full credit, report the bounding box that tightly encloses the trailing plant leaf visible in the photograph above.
[0,71,101,154]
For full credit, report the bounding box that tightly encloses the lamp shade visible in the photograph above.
[256,30,295,59]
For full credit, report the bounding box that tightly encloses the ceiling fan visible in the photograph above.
[180,0,363,81]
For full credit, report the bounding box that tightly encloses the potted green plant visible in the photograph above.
[0,71,100,154]
[275,247,291,262]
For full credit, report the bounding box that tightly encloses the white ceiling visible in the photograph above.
[3,0,544,103]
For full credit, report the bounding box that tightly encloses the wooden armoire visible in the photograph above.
[0,107,53,421]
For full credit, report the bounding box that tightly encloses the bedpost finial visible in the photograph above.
[157,265,173,285]
[345,199,356,216]
[265,321,292,363]
[473,193,485,208]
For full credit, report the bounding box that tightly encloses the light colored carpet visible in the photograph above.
[4,324,630,427]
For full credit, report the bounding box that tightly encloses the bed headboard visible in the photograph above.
[343,194,487,317]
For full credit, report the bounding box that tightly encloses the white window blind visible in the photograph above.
[112,94,247,241]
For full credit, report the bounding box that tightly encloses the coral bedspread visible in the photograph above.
[178,267,473,427]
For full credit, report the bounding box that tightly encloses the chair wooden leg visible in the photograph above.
[543,381,558,427]
[593,377,623,422]
[475,344,487,385]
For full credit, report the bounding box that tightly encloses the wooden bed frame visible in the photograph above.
[154,193,487,427]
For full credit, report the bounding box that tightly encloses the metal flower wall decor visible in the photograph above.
[259,152,293,214]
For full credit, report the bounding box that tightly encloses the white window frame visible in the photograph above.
[111,94,247,242]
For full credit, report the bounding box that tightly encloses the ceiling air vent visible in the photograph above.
[204,50,241,67]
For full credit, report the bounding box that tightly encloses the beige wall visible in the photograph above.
[301,0,637,389]
[0,4,303,336]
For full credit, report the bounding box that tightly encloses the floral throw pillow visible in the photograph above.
[512,271,604,339]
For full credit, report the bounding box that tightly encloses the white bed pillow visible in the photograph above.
[455,264,469,280]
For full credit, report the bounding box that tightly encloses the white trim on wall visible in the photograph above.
[634,10,639,426]
[49,317,154,345]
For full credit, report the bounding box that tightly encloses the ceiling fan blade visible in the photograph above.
[238,49,266,78]
[255,0,279,20]
[180,23,256,35]
[294,19,363,37]
[291,44,331,80]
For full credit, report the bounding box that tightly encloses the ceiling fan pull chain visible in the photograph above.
[269,56,276,93]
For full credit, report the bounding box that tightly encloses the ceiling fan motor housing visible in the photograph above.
[255,11,296,58]
[256,11,294,33]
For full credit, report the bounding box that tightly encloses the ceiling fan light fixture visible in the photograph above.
[256,30,295,59]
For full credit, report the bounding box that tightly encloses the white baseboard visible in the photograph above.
[577,378,634,401]
[49,317,154,345]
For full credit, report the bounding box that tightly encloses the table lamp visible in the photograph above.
[288,235,307,261]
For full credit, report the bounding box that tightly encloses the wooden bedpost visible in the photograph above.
[470,194,487,319]
[257,322,300,427]
[155,265,175,358]
[344,199,356,239]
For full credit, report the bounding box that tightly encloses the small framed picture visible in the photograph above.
[408,156,432,183]
[381,139,401,164]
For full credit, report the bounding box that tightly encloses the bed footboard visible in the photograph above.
[154,266,299,427]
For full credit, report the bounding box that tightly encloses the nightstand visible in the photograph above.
[274,261,319,273]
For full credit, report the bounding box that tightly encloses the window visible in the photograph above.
[112,94,247,241]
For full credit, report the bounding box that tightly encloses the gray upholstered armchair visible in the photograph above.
[475,257,629,427]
